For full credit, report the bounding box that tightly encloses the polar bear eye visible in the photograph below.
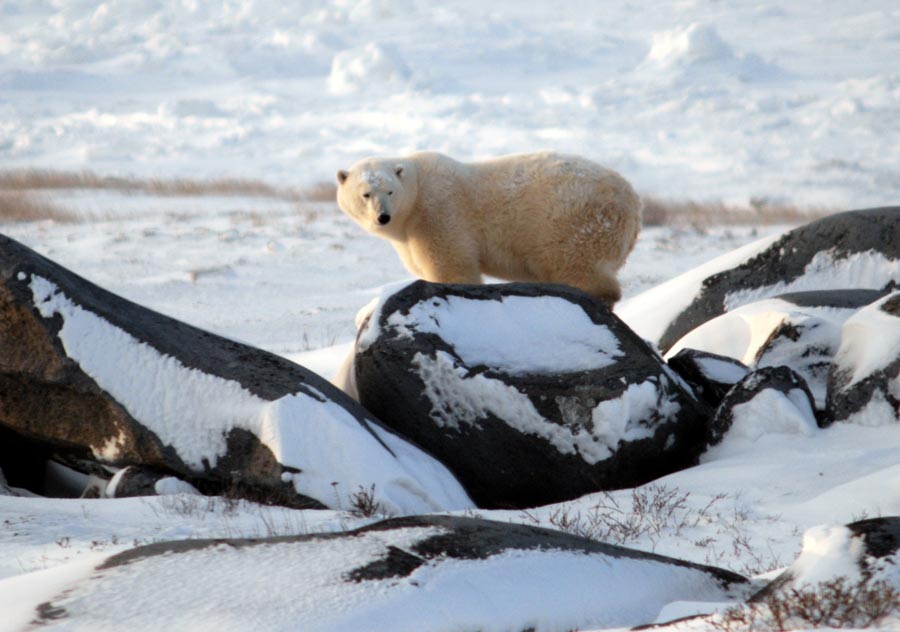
[362,192,371,199]
[388,191,393,196]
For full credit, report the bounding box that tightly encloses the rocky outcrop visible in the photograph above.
[31,515,748,631]
[0,234,472,514]
[354,281,711,508]
[619,207,900,353]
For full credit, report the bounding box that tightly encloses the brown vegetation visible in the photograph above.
[0,191,75,223]
[710,577,900,631]
[641,195,833,227]
[1,167,832,226]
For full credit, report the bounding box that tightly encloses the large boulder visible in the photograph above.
[354,281,711,508]
[828,291,900,425]
[617,207,900,353]
[21,515,748,632]
[0,234,473,514]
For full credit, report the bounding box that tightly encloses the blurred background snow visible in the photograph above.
[1,0,899,208]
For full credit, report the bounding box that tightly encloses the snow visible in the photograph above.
[1,522,733,632]
[665,298,855,365]
[695,357,750,384]
[724,388,818,443]
[787,525,865,587]
[411,349,632,463]
[2,1,900,629]
[328,43,411,95]
[3,2,900,209]
[832,290,900,390]
[384,294,623,375]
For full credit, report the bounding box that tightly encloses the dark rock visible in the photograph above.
[647,207,900,353]
[753,311,846,414]
[710,366,818,445]
[354,281,711,508]
[667,348,750,409]
[827,290,900,426]
[848,516,900,560]
[0,234,471,513]
[105,466,179,498]
[34,515,748,631]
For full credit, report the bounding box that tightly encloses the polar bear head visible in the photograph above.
[336,158,417,234]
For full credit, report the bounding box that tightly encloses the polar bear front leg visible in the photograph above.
[409,234,483,285]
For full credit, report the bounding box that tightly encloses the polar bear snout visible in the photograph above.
[377,212,391,226]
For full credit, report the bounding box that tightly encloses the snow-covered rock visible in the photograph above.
[619,207,900,353]
[708,366,818,448]
[666,290,884,411]
[666,348,750,410]
[0,234,473,514]
[753,516,900,600]
[21,514,747,632]
[828,291,900,426]
[354,281,711,508]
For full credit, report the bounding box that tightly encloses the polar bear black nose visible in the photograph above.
[377,213,391,225]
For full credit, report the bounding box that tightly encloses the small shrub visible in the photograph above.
[349,483,385,518]
[542,484,726,549]
[710,577,900,631]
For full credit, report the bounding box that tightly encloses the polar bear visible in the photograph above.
[336,151,641,304]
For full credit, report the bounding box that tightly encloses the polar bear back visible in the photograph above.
[413,152,640,280]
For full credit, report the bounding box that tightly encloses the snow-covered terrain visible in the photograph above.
[2,1,900,631]
[2,0,900,208]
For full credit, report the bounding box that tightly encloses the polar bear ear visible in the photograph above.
[394,165,404,179]
[337,170,349,185]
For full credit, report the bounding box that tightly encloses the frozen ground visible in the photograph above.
[1,1,900,209]
[1,1,899,630]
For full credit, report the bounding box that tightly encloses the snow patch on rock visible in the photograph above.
[388,294,623,375]
[789,525,865,587]
[832,291,900,390]
[727,388,818,442]
[412,350,661,465]
[724,249,900,313]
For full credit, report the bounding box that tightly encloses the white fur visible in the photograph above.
[337,151,642,303]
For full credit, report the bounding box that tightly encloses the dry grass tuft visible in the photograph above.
[0,191,76,223]
[641,195,833,228]
[1,167,837,227]
[0,169,288,199]
[0,169,341,223]
[298,182,338,203]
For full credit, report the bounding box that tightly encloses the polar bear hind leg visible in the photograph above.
[547,259,621,305]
